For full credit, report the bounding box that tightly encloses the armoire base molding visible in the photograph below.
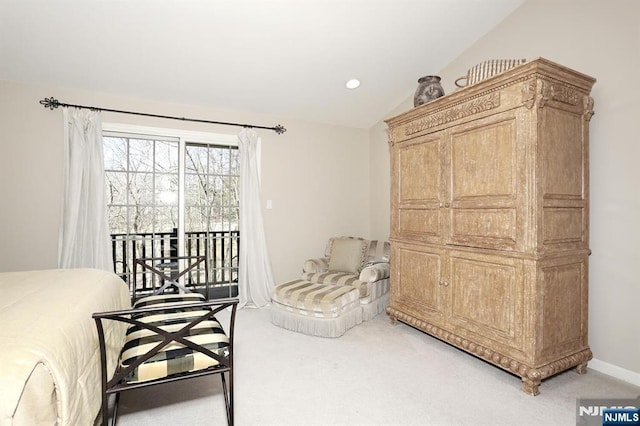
[387,306,593,396]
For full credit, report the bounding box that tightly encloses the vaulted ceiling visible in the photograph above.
[0,0,526,128]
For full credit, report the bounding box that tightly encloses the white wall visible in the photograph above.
[369,0,640,380]
[0,80,370,285]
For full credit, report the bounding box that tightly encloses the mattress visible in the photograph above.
[0,268,131,426]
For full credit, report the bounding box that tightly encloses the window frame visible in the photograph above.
[102,122,239,258]
[102,123,248,297]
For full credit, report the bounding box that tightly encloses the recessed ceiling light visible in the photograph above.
[346,79,360,89]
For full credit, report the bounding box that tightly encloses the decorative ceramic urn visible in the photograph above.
[414,75,445,107]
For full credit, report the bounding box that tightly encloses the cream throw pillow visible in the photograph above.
[328,238,368,274]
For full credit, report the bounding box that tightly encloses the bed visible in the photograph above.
[0,268,131,425]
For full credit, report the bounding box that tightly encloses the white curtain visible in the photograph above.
[58,107,113,271]
[238,128,274,308]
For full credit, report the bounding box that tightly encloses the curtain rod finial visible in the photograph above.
[274,125,286,134]
[39,97,60,110]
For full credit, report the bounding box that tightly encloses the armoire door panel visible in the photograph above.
[394,133,446,243]
[448,113,524,250]
[398,208,441,241]
[447,252,524,352]
[392,244,445,324]
[450,208,518,250]
[451,118,517,201]
[397,136,443,204]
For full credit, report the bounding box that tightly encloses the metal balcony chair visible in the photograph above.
[93,286,238,425]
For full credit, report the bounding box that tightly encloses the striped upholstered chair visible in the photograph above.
[300,236,390,321]
[93,291,238,425]
[270,236,390,337]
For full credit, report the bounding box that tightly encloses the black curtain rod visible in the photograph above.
[39,97,286,134]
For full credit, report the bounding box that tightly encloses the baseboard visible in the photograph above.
[589,358,640,387]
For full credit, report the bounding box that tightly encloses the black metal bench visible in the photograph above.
[93,293,238,425]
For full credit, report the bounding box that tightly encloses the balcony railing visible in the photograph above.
[110,229,239,299]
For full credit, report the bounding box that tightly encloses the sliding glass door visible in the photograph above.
[103,125,239,299]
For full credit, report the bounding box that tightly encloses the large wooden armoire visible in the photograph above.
[385,58,595,395]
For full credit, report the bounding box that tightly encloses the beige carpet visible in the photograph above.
[115,307,639,425]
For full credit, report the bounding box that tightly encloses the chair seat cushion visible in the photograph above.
[271,279,360,318]
[121,293,229,384]
[301,271,370,297]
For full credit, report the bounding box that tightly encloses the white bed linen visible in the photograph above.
[0,268,131,426]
